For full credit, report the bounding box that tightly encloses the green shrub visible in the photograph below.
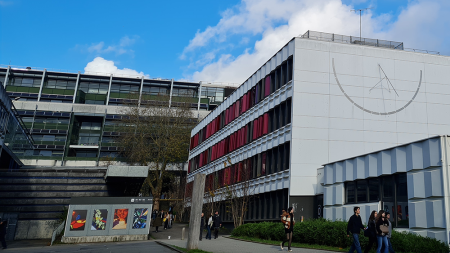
[231,219,449,253]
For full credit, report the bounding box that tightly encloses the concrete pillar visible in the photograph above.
[3,65,10,88]
[106,74,113,105]
[72,72,80,103]
[37,69,47,101]
[168,79,174,108]
[138,76,144,107]
[197,82,203,119]
[186,173,206,250]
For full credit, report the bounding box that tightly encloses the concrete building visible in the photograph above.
[0,66,236,166]
[187,30,450,239]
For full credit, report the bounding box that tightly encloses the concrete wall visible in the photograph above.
[290,38,450,196]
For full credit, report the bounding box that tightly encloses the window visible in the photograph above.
[346,182,356,203]
[356,180,367,202]
[368,178,380,202]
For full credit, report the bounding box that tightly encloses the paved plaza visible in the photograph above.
[2,222,335,253]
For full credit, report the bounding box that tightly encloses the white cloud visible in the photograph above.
[183,0,450,83]
[81,35,139,56]
[84,57,149,78]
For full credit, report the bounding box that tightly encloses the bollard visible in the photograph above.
[182,227,185,240]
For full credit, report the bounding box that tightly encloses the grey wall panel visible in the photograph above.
[408,172,425,199]
[378,151,392,176]
[324,186,333,206]
[345,160,353,182]
[355,157,365,179]
[335,162,344,183]
[325,164,333,185]
[428,230,447,243]
[425,169,443,198]
[409,200,427,228]
[391,146,407,173]
[426,199,445,228]
[335,206,343,221]
[424,138,441,168]
[406,142,424,171]
[365,154,377,178]
[334,183,344,205]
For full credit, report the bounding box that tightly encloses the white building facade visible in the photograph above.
[187,31,450,231]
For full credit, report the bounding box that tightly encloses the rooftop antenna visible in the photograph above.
[351,7,372,42]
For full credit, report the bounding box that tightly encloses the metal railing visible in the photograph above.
[404,48,440,55]
[50,222,65,246]
[301,30,404,50]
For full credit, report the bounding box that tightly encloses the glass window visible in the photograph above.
[346,182,355,203]
[356,180,367,202]
[368,178,380,202]
[396,174,408,227]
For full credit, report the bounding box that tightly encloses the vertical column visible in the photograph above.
[72,72,81,104]
[37,69,47,101]
[168,79,174,108]
[3,66,10,88]
[186,173,206,250]
[197,82,203,119]
[138,76,144,107]
[106,74,113,105]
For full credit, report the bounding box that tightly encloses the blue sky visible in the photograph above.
[1,0,448,83]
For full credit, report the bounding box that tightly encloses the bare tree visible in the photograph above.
[223,158,256,228]
[118,94,196,211]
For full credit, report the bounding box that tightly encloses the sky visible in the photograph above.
[0,0,449,84]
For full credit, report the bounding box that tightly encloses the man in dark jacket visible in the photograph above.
[212,211,222,239]
[200,213,205,241]
[0,218,7,249]
[347,206,365,253]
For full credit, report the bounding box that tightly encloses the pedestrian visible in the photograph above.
[164,211,170,230]
[213,211,222,239]
[0,218,7,249]
[347,206,366,253]
[383,212,395,253]
[200,213,205,241]
[153,210,163,233]
[364,210,378,253]
[169,212,174,228]
[280,207,295,252]
[206,213,213,240]
[375,210,389,253]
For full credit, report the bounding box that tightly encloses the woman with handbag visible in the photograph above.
[364,211,378,253]
[375,210,389,253]
[164,212,170,230]
[280,207,295,252]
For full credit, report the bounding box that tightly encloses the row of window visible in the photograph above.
[200,142,291,189]
[345,174,408,227]
[190,57,293,150]
[189,99,291,171]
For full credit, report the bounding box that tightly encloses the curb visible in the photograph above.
[225,236,344,252]
[155,241,185,253]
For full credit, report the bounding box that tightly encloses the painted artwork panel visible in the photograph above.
[132,208,148,229]
[112,209,128,230]
[91,209,108,230]
[70,210,87,231]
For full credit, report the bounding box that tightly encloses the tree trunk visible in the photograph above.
[153,197,160,211]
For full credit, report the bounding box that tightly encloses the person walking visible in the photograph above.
[200,213,205,241]
[384,212,395,253]
[206,213,213,240]
[375,210,389,253]
[213,211,222,239]
[347,206,366,253]
[364,211,378,253]
[281,207,295,252]
[153,210,163,233]
[0,218,7,249]
[164,211,170,230]
[169,212,174,229]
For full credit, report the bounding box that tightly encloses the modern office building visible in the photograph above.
[187,31,450,240]
[0,66,236,166]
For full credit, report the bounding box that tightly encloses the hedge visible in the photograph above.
[231,219,449,253]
